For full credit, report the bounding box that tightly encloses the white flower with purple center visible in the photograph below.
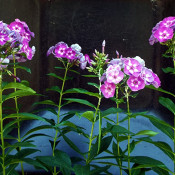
[0,58,9,70]
[133,56,145,67]
[154,27,174,43]
[124,58,142,77]
[54,42,68,58]
[71,44,82,54]
[100,81,116,98]
[141,67,154,85]
[127,76,145,91]
[159,16,175,28]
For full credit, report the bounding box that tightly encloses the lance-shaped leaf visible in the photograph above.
[3,90,36,102]
[159,97,175,115]
[87,82,100,89]
[2,82,35,92]
[135,130,158,137]
[82,75,99,78]
[46,86,61,94]
[33,100,58,107]
[64,98,96,108]
[47,73,63,81]
[63,88,100,98]
[130,156,172,174]
[15,65,31,73]
[101,107,123,118]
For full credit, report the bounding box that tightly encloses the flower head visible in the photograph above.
[154,27,174,43]
[124,58,142,77]
[65,47,76,60]
[100,81,116,98]
[127,76,145,91]
[159,16,175,28]
[54,42,68,58]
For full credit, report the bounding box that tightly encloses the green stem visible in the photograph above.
[52,62,69,175]
[116,86,122,175]
[13,54,24,175]
[87,96,101,164]
[0,71,5,175]
[126,87,131,175]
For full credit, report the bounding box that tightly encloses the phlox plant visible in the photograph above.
[1,16,175,175]
[148,16,175,175]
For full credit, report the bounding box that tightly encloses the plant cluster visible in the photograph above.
[0,17,175,175]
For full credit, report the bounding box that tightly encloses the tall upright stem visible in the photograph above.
[125,87,131,175]
[52,62,69,175]
[116,86,122,175]
[13,54,24,175]
[0,71,5,175]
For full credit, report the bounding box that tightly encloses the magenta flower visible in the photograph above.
[54,42,68,58]
[0,33,9,45]
[65,47,76,60]
[8,21,25,34]
[151,73,161,88]
[154,27,174,43]
[159,17,175,28]
[124,58,142,77]
[127,76,145,91]
[20,42,34,60]
[100,81,116,98]
[106,70,124,84]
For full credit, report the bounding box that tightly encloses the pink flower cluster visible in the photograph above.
[0,19,35,64]
[149,16,175,45]
[100,56,161,98]
[47,42,92,69]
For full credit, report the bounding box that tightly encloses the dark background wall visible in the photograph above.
[0,0,175,121]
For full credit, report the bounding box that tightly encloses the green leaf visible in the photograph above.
[149,118,173,140]
[46,86,61,93]
[14,148,39,159]
[5,141,35,149]
[23,133,52,142]
[3,90,36,102]
[135,130,158,137]
[60,112,77,123]
[33,100,58,107]
[15,65,31,73]
[81,111,94,122]
[130,156,171,173]
[73,164,90,175]
[22,125,54,138]
[69,69,80,74]
[3,113,51,123]
[107,123,133,135]
[152,167,170,175]
[162,67,174,74]
[56,121,77,129]
[137,137,174,160]
[87,82,100,89]
[82,75,98,78]
[2,82,35,92]
[63,88,100,98]
[146,85,175,98]
[36,150,72,170]
[47,73,63,81]
[159,97,175,114]
[64,98,96,108]
[90,165,111,175]
[101,107,123,118]
[62,134,83,155]
[54,66,65,70]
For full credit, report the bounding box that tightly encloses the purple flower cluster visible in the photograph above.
[47,42,92,69]
[0,19,35,64]
[100,56,161,98]
[149,16,175,45]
